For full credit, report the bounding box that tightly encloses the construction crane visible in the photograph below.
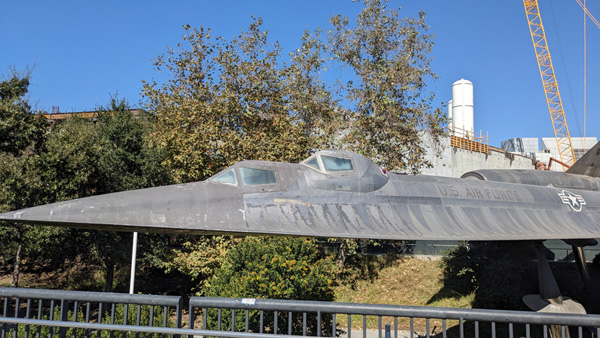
[523,0,576,170]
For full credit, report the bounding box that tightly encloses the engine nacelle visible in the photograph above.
[461,169,600,192]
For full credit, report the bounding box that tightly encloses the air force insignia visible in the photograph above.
[558,190,586,212]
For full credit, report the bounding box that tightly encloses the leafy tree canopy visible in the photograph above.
[144,0,446,182]
[0,70,47,156]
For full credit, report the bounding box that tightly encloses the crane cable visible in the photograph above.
[574,0,600,29]
[573,0,598,152]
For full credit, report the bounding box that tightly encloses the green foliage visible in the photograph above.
[151,235,241,293]
[144,1,446,182]
[143,19,322,183]
[440,243,477,296]
[0,70,51,287]
[0,70,47,156]
[0,87,173,290]
[207,237,335,299]
[440,242,537,310]
[327,0,447,173]
[205,237,336,333]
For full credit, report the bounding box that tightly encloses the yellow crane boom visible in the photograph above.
[523,0,576,168]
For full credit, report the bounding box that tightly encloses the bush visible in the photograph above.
[205,236,336,334]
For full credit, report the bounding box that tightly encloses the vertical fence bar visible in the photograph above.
[474,320,478,338]
[109,303,115,338]
[72,301,78,338]
[362,315,367,338]
[410,317,414,338]
[24,299,31,338]
[149,305,154,328]
[245,310,249,332]
[332,313,336,337]
[135,304,141,338]
[491,322,496,338]
[303,313,307,336]
[317,311,321,337]
[85,302,91,338]
[231,309,235,332]
[442,319,446,338]
[542,325,548,338]
[50,299,56,338]
[98,302,104,338]
[259,311,263,334]
[394,317,397,338]
[347,314,351,338]
[1,296,7,338]
[426,318,430,338]
[35,300,42,338]
[123,304,128,326]
[288,312,292,335]
[378,316,382,338]
[177,297,183,331]
[274,311,278,335]
[217,309,222,331]
[509,322,513,338]
[13,297,20,338]
[186,305,194,338]
[59,299,67,338]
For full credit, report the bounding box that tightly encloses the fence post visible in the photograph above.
[59,299,69,338]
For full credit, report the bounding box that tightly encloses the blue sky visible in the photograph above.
[1,0,598,147]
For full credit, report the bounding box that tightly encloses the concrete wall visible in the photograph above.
[420,134,535,178]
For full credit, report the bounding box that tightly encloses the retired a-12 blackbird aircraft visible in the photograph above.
[1,141,600,314]
[1,143,599,241]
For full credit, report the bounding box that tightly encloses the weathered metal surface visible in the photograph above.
[567,140,600,178]
[1,147,599,241]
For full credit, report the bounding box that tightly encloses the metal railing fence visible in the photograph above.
[190,297,600,338]
[0,287,182,338]
[1,287,600,338]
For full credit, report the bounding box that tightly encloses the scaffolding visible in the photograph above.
[449,126,489,154]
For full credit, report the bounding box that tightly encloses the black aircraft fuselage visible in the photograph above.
[1,147,600,242]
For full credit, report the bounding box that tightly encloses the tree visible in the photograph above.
[37,98,173,291]
[142,19,336,184]
[0,70,49,287]
[328,0,447,174]
[1,93,173,291]
[0,70,47,156]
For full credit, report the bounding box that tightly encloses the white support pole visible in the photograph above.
[129,232,138,294]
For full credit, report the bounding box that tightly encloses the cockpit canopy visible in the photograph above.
[300,150,389,192]
[209,150,390,193]
[212,167,277,186]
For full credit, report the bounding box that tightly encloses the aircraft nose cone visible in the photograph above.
[0,181,245,234]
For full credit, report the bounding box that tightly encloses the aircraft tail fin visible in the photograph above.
[566,141,600,178]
